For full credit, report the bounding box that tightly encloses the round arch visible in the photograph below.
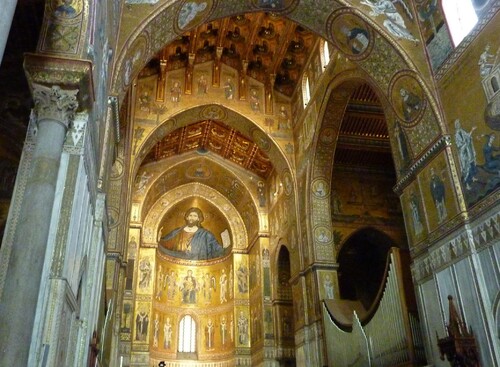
[305,66,435,263]
[274,244,293,302]
[305,69,389,262]
[130,105,299,242]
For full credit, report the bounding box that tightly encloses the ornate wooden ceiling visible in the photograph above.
[143,119,274,178]
[335,83,393,172]
[141,12,318,97]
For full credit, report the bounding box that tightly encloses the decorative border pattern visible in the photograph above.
[412,208,500,283]
[393,135,450,195]
[0,110,39,299]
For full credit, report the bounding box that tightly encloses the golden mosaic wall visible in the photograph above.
[438,14,500,208]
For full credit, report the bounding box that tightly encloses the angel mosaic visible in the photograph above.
[178,1,209,30]
[360,0,418,42]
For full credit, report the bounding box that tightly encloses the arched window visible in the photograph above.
[178,315,196,353]
[320,40,331,69]
[277,246,292,300]
[302,74,311,107]
[442,0,478,46]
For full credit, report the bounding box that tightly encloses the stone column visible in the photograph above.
[0,0,16,65]
[0,84,78,366]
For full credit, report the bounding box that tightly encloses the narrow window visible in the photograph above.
[303,74,311,107]
[320,40,331,69]
[178,315,196,353]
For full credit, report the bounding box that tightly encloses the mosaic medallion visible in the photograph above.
[251,128,271,152]
[121,35,148,90]
[319,127,336,146]
[327,10,374,60]
[200,104,227,120]
[282,170,293,196]
[186,163,212,179]
[312,178,329,199]
[314,226,332,245]
[389,71,426,126]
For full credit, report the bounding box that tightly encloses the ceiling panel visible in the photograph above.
[143,120,274,179]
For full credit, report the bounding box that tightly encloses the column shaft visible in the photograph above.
[0,118,67,365]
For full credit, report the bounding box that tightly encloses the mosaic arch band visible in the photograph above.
[158,207,228,260]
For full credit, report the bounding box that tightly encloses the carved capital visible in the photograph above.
[33,84,79,128]
[24,53,94,109]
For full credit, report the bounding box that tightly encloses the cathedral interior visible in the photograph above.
[0,0,499,366]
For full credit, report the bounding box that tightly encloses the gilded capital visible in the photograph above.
[24,54,94,110]
[33,84,79,129]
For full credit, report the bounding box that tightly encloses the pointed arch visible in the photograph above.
[142,182,248,250]
[320,39,332,70]
[136,154,263,237]
[276,245,292,301]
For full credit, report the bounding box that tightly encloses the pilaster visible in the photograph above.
[50,111,89,277]
[76,192,107,367]
[41,278,80,366]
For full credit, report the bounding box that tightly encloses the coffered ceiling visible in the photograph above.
[141,12,318,97]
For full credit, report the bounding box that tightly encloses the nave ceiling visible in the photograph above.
[142,12,319,97]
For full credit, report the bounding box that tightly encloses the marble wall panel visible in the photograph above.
[478,246,500,304]
[418,279,448,367]
[455,258,498,365]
